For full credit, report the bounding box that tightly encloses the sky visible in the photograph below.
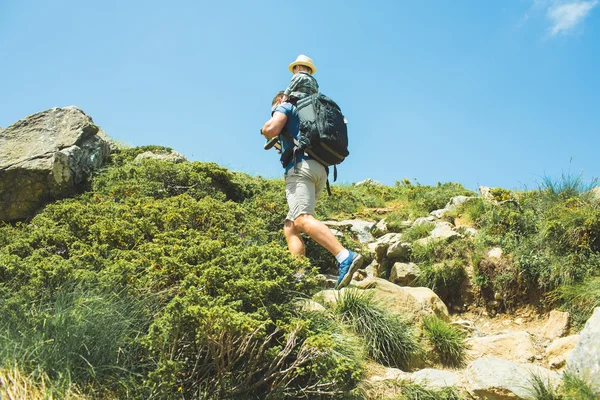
[1,0,599,191]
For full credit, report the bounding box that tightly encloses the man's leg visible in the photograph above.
[293,214,343,256]
[284,219,305,257]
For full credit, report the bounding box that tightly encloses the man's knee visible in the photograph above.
[293,213,313,231]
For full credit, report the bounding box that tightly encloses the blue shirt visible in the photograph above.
[273,102,310,172]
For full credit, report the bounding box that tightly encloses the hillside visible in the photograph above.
[1,145,599,399]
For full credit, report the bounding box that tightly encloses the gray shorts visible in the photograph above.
[285,159,327,221]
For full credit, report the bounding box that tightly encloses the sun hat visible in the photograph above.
[288,54,317,74]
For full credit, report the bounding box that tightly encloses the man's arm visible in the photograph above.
[261,111,287,139]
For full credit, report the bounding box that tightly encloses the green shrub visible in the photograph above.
[411,240,470,307]
[334,289,421,369]
[422,316,467,367]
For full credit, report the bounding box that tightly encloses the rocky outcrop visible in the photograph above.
[464,357,560,399]
[0,107,110,221]
[566,307,600,393]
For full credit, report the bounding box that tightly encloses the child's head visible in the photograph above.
[288,54,317,74]
[293,64,312,74]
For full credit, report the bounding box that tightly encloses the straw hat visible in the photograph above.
[288,54,317,74]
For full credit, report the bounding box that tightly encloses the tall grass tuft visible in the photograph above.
[334,289,421,369]
[0,283,154,394]
[526,373,561,400]
[539,171,598,201]
[422,316,467,367]
[552,277,600,328]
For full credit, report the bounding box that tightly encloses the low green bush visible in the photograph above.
[411,240,471,306]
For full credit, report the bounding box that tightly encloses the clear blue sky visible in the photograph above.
[1,0,599,190]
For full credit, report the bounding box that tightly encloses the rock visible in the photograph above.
[430,222,459,240]
[410,369,458,390]
[386,241,412,261]
[415,222,459,246]
[354,178,383,186]
[479,186,493,200]
[369,233,403,261]
[466,331,536,363]
[364,260,380,278]
[430,209,445,219]
[566,307,600,393]
[463,227,478,236]
[487,247,503,259]
[413,216,435,226]
[314,289,342,306]
[365,367,410,399]
[134,150,187,163]
[0,107,110,221]
[444,195,474,211]
[546,335,579,370]
[451,319,479,337]
[294,299,326,313]
[389,262,420,286]
[328,228,344,237]
[373,219,388,237]
[339,219,376,244]
[367,367,408,383]
[541,310,570,340]
[356,277,450,321]
[464,357,560,400]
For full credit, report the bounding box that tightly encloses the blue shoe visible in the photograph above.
[336,251,363,289]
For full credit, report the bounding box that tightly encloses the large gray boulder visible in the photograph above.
[464,357,560,399]
[566,307,600,393]
[0,107,110,221]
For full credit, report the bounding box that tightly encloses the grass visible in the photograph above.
[0,365,86,400]
[334,289,421,369]
[395,382,466,400]
[552,277,600,328]
[422,316,467,367]
[539,171,598,201]
[526,371,598,400]
[561,372,598,400]
[402,222,435,242]
[527,373,561,400]
[0,283,154,396]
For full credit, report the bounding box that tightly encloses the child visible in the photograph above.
[284,54,319,100]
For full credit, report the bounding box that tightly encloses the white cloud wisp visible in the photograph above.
[547,0,598,35]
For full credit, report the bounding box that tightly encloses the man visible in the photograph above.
[261,91,363,289]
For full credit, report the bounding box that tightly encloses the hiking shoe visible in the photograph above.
[336,251,363,289]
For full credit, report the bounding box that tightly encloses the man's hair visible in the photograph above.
[272,91,286,107]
